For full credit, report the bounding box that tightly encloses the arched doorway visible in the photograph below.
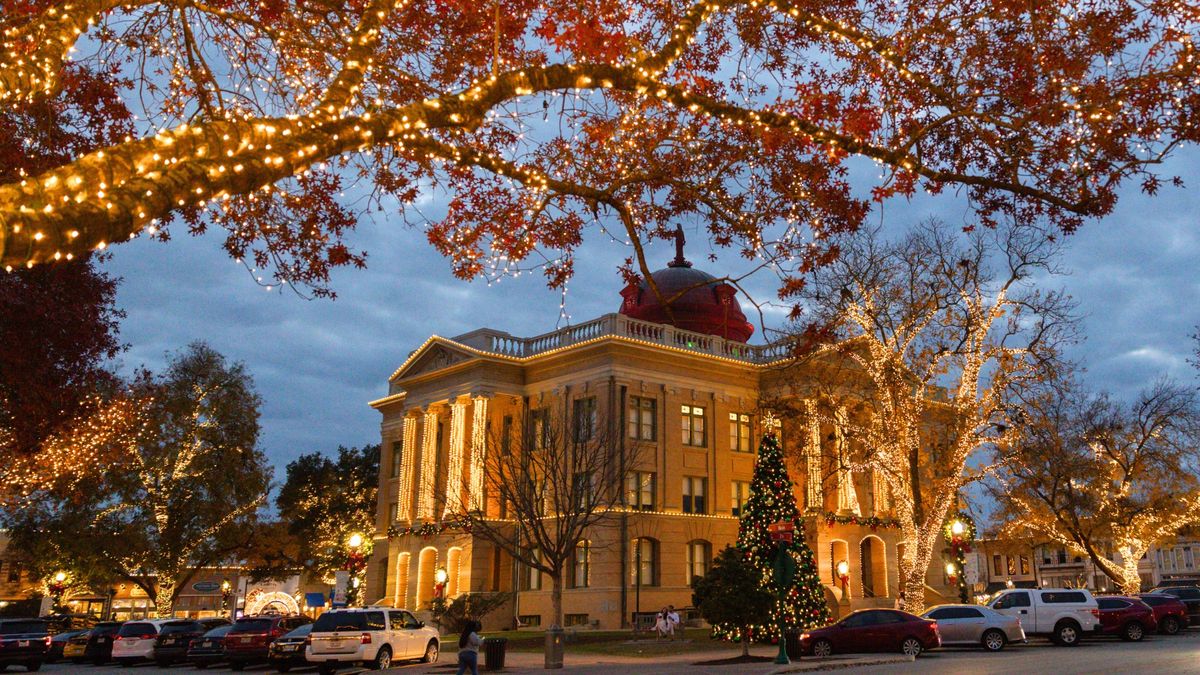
[416,547,438,609]
[394,552,411,608]
[860,536,888,598]
[446,547,463,598]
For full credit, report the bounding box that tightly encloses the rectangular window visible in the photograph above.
[571,541,590,589]
[681,405,707,447]
[731,480,751,517]
[388,501,398,524]
[517,615,541,628]
[687,541,711,583]
[729,412,752,452]
[682,476,707,514]
[573,472,593,510]
[1019,556,1030,576]
[390,440,402,478]
[491,548,502,591]
[574,397,597,443]
[631,538,657,587]
[501,415,513,455]
[628,397,657,441]
[625,471,655,510]
[564,614,589,627]
[992,555,1003,577]
[1006,556,1017,576]
[1186,547,1194,569]
[521,550,542,591]
[529,408,550,451]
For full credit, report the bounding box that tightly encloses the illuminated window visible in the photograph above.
[681,405,706,446]
[729,412,752,452]
[571,541,590,589]
[687,540,712,583]
[631,538,659,587]
[682,476,706,514]
[521,549,542,591]
[731,480,751,517]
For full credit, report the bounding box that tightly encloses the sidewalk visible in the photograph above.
[389,645,913,674]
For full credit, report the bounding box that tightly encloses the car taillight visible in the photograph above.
[1090,609,1100,618]
[360,632,372,644]
[43,636,52,647]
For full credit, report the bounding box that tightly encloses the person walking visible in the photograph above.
[456,620,484,675]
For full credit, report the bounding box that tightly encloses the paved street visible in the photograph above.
[32,630,1200,675]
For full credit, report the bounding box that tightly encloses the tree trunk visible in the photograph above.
[741,628,750,656]
[900,525,939,615]
[1116,545,1144,595]
[154,578,175,619]
[550,573,563,628]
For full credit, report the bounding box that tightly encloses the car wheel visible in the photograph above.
[1161,616,1181,635]
[1123,621,1145,642]
[812,639,833,657]
[1054,621,1081,646]
[900,637,923,657]
[422,639,439,663]
[982,629,1006,652]
[371,646,392,670]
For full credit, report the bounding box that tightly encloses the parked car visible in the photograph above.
[268,623,313,672]
[1096,596,1156,641]
[1136,593,1190,634]
[62,630,90,663]
[921,604,1025,651]
[112,619,173,666]
[81,621,123,665]
[187,624,235,669]
[987,588,1100,645]
[799,609,940,658]
[45,629,87,663]
[306,607,441,673]
[1150,586,1200,625]
[153,618,230,667]
[0,618,50,672]
[224,614,312,671]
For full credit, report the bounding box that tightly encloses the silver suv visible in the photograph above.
[306,608,439,673]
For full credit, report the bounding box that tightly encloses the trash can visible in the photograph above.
[783,628,803,660]
[483,637,507,671]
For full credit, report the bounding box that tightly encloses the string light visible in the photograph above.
[416,408,438,520]
[397,416,417,522]
[443,400,467,517]
[468,396,488,512]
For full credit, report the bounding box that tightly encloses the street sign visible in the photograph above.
[192,581,221,593]
[964,553,980,586]
[332,570,349,607]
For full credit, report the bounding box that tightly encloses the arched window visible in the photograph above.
[860,536,888,598]
[570,540,590,589]
[415,547,438,608]
[686,540,712,583]
[631,537,659,587]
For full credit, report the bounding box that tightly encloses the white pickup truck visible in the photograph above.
[987,588,1100,646]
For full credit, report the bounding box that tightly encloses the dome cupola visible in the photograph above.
[618,225,754,343]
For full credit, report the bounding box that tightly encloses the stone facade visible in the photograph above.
[366,312,956,630]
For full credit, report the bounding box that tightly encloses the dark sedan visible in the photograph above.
[1137,593,1190,634]
[154,618,230,667]
[268,623,312,672]
[187,624,234,669]
[800,609,941,657]
[1151,586,1200,625]
[1097,596,1156,641]
[0,619,50,672]
[81,621,122,665]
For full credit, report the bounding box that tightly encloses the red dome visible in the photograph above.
[618,228,754,343]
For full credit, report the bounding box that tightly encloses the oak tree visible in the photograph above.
[1,0,1197,300]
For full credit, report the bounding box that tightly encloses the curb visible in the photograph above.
[771,654,915,672]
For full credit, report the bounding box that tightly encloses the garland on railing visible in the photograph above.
[387,517,472,539]
[823,512,901,529]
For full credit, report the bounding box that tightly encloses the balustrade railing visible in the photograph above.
[456,313,790,364]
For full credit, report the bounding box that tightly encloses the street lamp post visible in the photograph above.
[346,532,366,607]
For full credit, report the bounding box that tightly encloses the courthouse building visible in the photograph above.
[366,240,953,629]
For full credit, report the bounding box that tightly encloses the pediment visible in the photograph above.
[393,340,477,381]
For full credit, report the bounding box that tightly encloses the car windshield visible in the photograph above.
[230,618,273,633]
[0,621,47,635]
[202,625,234,638]
[117,623,156,637]
[160,621,199,634]
[93,623,122,636]
[312,612,365,632]
[282,624,313,639]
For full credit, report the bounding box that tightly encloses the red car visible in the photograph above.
[1136,593,1190,635]
[800,609,940,657]
[1096,596,1157,641]
[223,615,311,671]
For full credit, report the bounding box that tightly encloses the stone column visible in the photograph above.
[443,398,469,518]
[416,407,440,521]
[835,407,861,517]
[397,415,418,522]
[804,400,823,512]
[468,394,490,512]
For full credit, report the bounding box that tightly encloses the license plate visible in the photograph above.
[98,637,109,643]
[241,636,252,643]
[281,644,298,652]
[17,641,28,647]
[202,641,212,648]
[163,638,176,644]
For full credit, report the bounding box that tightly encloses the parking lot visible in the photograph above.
[32,628,1200,674]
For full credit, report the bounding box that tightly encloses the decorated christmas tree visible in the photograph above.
[718,425,831,641]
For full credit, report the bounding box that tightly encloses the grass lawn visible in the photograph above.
[476,628,745,658]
